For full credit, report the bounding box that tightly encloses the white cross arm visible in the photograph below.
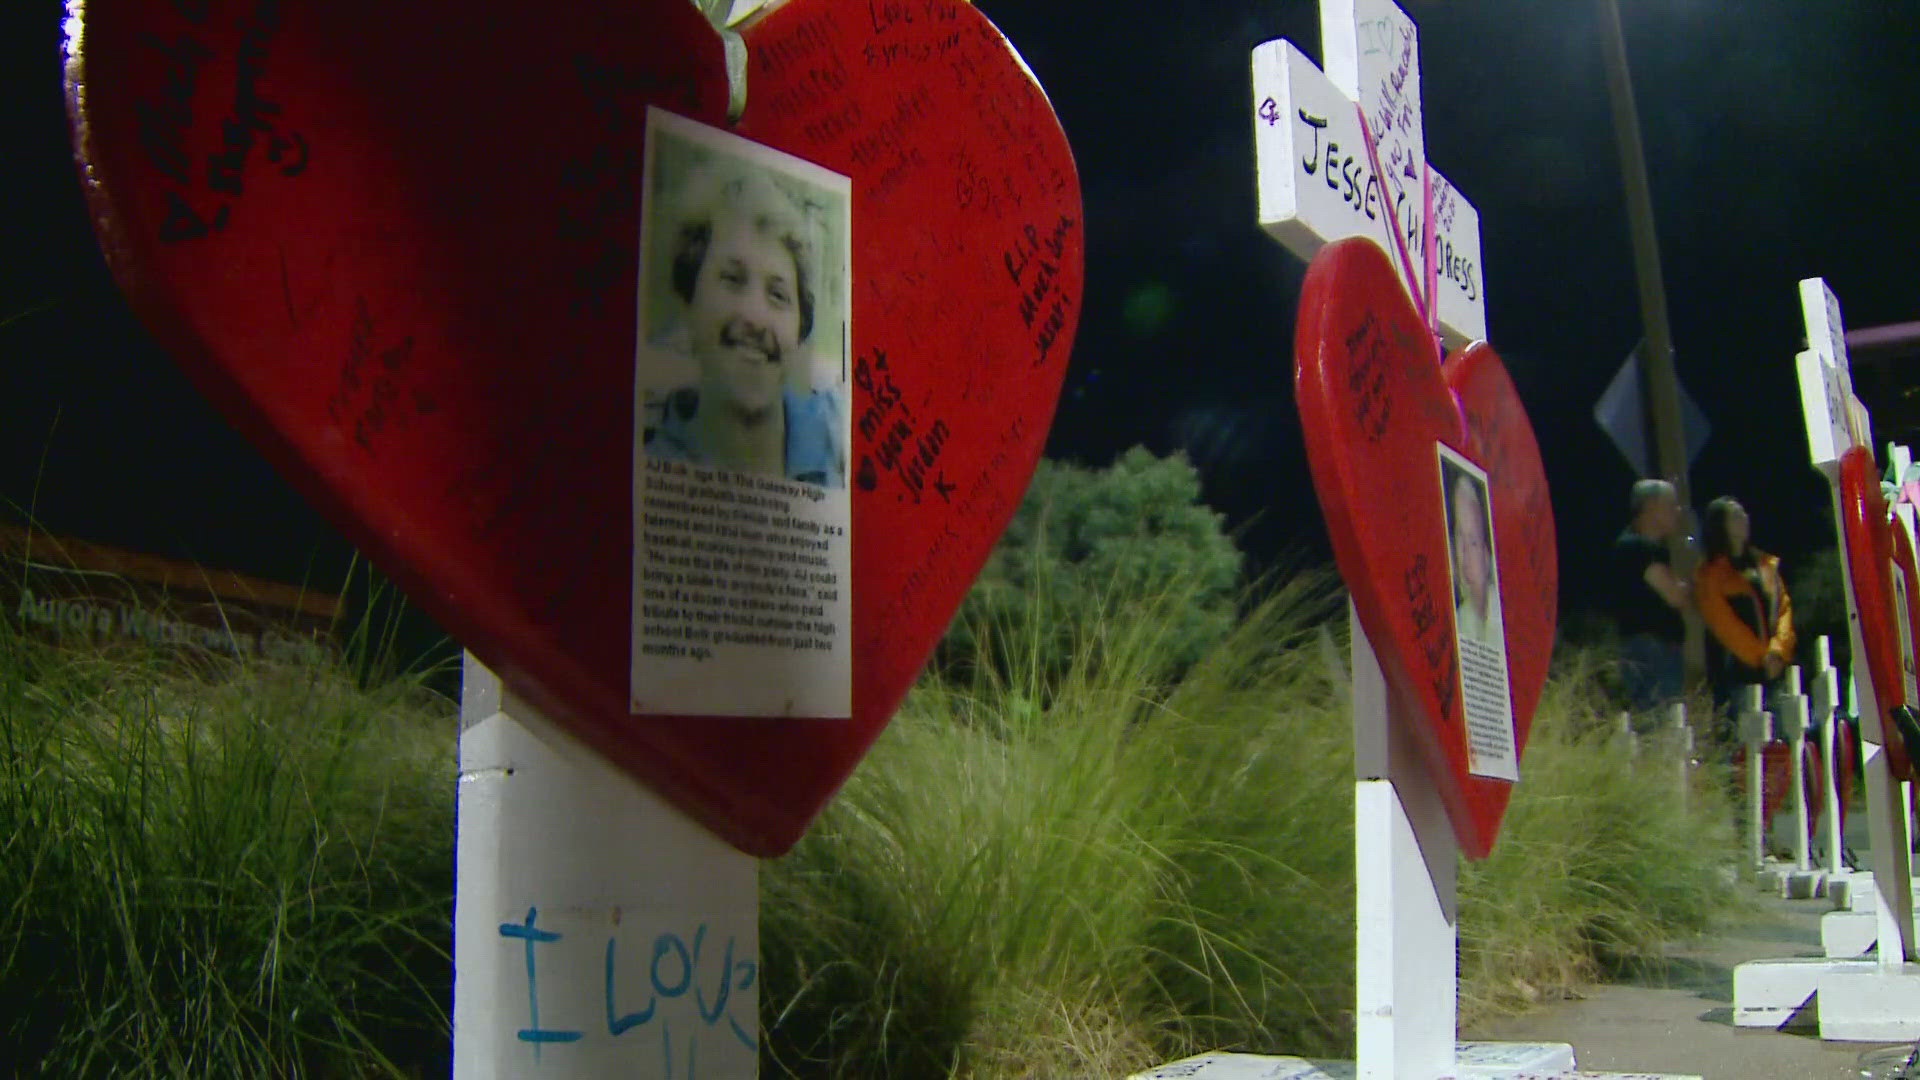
[1802,277,1853,374]
[1252,39,1486,346]
[1797,277,1868,472]
[1798,348,1859,471]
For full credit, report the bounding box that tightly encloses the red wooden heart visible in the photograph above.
[1294,236,1557,859]
[1838,448,1914,781]
[65,0,1082,856]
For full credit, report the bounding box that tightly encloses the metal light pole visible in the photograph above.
[1596,0,1705,688]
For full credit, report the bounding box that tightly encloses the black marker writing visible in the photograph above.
[136,32,212,186]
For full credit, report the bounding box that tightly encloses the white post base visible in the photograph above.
[1128,1044,1701,1080]
[454,655,759,1079]
[1822,910,1880,958]
[1783,869,1827,900]
[1730,957,1883,1029]
[1755,858,1824,899]
[1828,871,1920,913]
[1816,963,1920,1041]
[1754,859,1794,896]
[1824,869,1870,910]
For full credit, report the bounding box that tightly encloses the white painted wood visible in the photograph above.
[1128,1044,1709,1080]
[1817,963,1920,1041]
[1732,956,1882,1028]
[1250,16,1484,345]
[1738,686,1771,873]
[1779,687,1812,872]
[1614,711,1638,756]
[1824,910,1879,958]
[1668,702,1691,810]
[1907,780,1917,862]
[455,654,759,1079]
[1862,740,1916,967]
[1833,872,1920,913]
[1797,278,1917,967]
[1238,8,1590,1078]
[1786,870,1826,901]
[1810,637,1845,879]
[1352,606,1457,1080]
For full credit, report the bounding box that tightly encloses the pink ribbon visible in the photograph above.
[1353,107,1434,352]
[1356,103,1465,440]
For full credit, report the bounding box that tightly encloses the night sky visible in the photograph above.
[3,0,1918,652]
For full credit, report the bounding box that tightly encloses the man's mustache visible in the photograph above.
[721,321,782,365]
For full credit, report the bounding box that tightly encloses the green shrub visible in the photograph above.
[938,448,1244,694]
[762,571,1343,1079]
[762,575,1745,1077]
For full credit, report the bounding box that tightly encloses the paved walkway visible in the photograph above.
[1464,877,1915,1077]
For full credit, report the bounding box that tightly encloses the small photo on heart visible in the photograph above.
[630,107,853,721]
[635,107,853,488]
[1438,444,1519,782]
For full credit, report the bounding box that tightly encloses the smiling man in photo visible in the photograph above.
[646,164,845,489]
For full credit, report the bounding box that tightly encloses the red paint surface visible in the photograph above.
[1838,448,1914,781]
[1294,237,1557,860]
[65,0,1082,856]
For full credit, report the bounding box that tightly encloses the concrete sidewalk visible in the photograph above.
[1462,893,1912,1078]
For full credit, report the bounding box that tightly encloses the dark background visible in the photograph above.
[3,0,1918,662]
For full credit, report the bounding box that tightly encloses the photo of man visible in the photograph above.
[630,108,854,721]
[637,112,849,489]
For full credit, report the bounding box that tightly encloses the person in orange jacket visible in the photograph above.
[1695,496,1796,716]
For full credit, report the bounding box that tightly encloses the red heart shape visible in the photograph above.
[1294,236,1557,860]
[1842,447,1916,780]
[65,0,1082,856]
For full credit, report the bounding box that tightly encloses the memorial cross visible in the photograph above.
[1778,669,1813,878]
[1237,6,1671,1070]
[1253,5,1499,1079]
[1669,702,1692,811]
[1195,1,1702,1073]
[1737,685,1772,875]
[1796,278,1916,966]
[1810,636,1845,881]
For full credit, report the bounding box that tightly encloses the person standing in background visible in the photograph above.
[1694,497,1795,720]
[1611,479,1690,711]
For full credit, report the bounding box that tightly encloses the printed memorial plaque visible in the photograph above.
[631,109,854,719]
[1437,445,1516,780]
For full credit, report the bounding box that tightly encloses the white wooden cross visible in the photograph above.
[1736,685,1772,874]
[1246,6,1560,1080]
[1794,278,1916,968]
[1777,668,1813,881]
[1253,0,1485,349]
[1810,636,1845,882]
